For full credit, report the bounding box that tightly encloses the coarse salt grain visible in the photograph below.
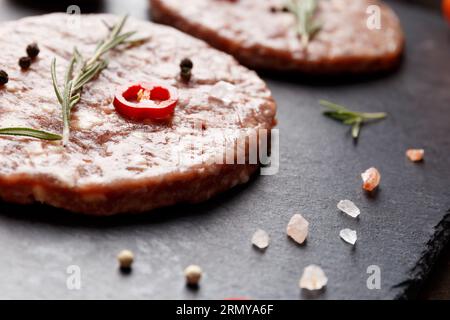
[337,200,360,218]
[209,81,235,105]
[251,229,270,250]
[299,265,328,291]
[287,214,309,245]
[339,228,357,245]
[406,149,424,162]
[361,167,381,192]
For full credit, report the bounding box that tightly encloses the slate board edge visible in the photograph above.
[393,210,450,299]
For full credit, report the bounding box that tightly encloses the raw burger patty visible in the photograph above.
[151,0,405,74]
[0,14,276,215]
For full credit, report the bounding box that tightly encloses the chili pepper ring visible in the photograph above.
[113,82,178,120]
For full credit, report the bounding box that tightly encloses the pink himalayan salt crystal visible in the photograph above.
[299,265,328,291]
[251,229,270,250]
[287,214,309,245]
[406,149,425,162]
[361,167,381,192]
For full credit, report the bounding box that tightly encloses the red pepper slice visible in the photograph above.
[113,82,178,120]
[444,0,450,23]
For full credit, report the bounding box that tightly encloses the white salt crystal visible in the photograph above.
[251,229,270,250]
[339,228,357,245]
[287,214,309,245]
[209,81,235,105]
[337,200,360,218]
[299,265,328,291]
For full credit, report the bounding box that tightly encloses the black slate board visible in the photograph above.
[0,0,449,299]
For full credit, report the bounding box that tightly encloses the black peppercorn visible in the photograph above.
[180,58,193,82]
[180,58,193,70]
[19,56,32,70]
[0,70,8,86]
[269,6,289,13]
[26,42,40,59]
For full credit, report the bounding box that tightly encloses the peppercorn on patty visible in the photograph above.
[150,0,404,74]
[0,14,277,215]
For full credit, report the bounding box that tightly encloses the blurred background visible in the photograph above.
[0,0,149,20]
[0,0,445,21]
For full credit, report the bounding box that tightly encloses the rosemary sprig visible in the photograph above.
[52,15,136,145]
[0,128,62,140]
[286,0,321,47]
[123,37,152,49]
[320,100,387,139]
[0,15,142,142]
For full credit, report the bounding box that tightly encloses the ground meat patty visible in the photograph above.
[151,0,405,74]
[0,14,277,215]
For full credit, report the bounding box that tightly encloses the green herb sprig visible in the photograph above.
[0,15,142,143]
[320,100,387,139]
[0,128,62,140]
[286,0,321,47]
[52,15,135,145]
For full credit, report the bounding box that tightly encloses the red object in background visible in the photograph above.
[444,0,450,22]
[113,82,178,120]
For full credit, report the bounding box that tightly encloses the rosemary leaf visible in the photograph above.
[351,120,362,139]
[124,37,152,48]
[51,59,63,105]
[61,80,73,145]
[101,19,113,31]
[287,0,321,47]
[320,100,348,112]
[98,31,136,55]
[73,47,83,65]
[95,39,106,52]
[72,61,106,92]
[0,128,62,140]
[110,14,128,38]
[65,55,76,84]
[320,100,387,140]
[70,94,81,109]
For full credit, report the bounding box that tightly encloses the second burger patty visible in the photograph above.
[151,0,404,74]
